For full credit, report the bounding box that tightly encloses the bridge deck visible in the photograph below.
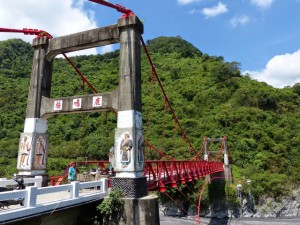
[2,188,102,211]
[0,180,108,224]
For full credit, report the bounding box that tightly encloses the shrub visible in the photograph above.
[94,188,124,225]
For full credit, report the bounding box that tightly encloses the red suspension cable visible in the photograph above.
[192,141,205,161]
[0,27,98,94]
[62,53,98,93]
[89,0,134,18]
[211,140,224,162]
[164,192,198,223]
[196,175,225,225]
[173,120,177,158]
[0,27,53,39]
[145,141,173,160]
[175,187,198,209]
[141,36,197,157]
[88,1,199,160]
[162,99,168,159]
[146,69,155,142]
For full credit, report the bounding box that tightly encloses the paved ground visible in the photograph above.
[160,215,300,225]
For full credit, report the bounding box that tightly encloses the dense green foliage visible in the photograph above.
[0,37,299,202]
[94,188,124,225]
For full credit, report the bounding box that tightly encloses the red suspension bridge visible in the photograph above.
[0,1,232,224]
[0,1,229,186]
[0,26,229,189]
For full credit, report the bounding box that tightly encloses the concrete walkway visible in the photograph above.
[0,188,102,212]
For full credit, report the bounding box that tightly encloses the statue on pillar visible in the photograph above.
[18,134,32,168]
[34,135,47,168]
[17,132,49,173]
[120,132,133,168]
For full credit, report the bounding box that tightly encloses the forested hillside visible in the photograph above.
[0,37,299,200]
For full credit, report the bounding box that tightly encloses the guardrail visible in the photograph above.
[0,176,43,188]
[0,178,108,223]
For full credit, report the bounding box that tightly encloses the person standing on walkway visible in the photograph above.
[68,162,77,183]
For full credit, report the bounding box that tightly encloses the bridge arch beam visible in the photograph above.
[16,16,146,195]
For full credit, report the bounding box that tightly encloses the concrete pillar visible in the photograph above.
[120,196,160,225]
[204,137,208,161]
[223,137,232,182]
[110,15,160,224]
[112,15,147,198]
[17,37,52,183]
[203,137,211,183]
[223,138,229,166]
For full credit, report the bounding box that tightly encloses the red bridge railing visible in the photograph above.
[50,160,109,186]
[50,160,224,192]
[144,160,224,192]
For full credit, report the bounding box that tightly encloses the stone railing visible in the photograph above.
[0,179,108,223]
[0,176,43,188]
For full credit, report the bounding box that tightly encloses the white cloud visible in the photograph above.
[245,50,300,88]
[0,0,100,56]
[250,0,274,9]
[178,0,201,5]
[202,2,228,18]
[230,15,250,27]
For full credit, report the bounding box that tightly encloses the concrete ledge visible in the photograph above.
[121,195,160,225]
[47,25,120,59]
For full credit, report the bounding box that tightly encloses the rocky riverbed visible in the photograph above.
[160,215,300,225]
[161,189,300,220]
[243,189,300,218]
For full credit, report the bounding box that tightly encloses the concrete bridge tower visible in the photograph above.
[204,136,232,182]
[16,14,159,224]
[16,36,52,183]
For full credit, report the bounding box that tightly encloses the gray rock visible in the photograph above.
[251,189,300,218]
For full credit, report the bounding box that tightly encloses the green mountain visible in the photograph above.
[0,37,299,200]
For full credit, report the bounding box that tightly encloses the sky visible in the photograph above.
[0,0,300,88]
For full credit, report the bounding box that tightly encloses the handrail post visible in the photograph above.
[25,186,38,207]
[102,178,108,193]
[34,176,43,187]
[71,181,80,199]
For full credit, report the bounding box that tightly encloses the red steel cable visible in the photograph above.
[141,36,197,157]
[146,69,155,142]
[175,187,198,209]
[0,27,53,39]
[173,120,177,158]
[164,191,198,223]
[196,175,225,225]
[62,53,98,93]
[89,0,134,17]
[0,27,98,94]
[145,141,173,160]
